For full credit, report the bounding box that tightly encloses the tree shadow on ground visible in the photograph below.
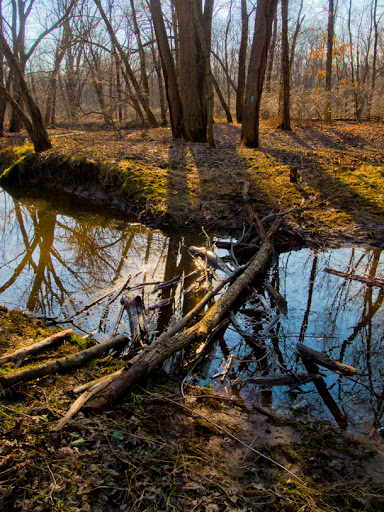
[166,123,279,232]
[261,125,384,237]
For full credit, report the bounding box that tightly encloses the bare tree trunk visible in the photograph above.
[277,0,291,130]
[94,0,157,128]
[236,0,248,123]
[173,0,206,141]
[212,74,232,122]
[149,0,182,136]
[367,0,378,120]
[192,0,215,147]
[45,31,67,126]
[129,0,150,102]
[0,33,51,152]
[266,13,277,93]
[241,0,278,147]
[324,0,334,123]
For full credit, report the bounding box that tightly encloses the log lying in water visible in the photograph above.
[324,268,384,288]
[0,329,74,366]
[247,373,320,386]
[82,222,280,413]
[0,335,129,388]
[263,281,288,316]
[297,343,359,376]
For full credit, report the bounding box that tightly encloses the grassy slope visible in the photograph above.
[0,121,383,246]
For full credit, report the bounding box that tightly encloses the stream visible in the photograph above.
[1,186,383,437]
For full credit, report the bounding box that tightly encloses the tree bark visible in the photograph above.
[324,0,334,123]
[0,335,129,388]
[212,74,233,123]
[236,0,248,123]
[173,0,207,142]
[0,329,73,365]
[241,0,279,147]
[297,343,359,376]
[0,33,51,152]
[149,0,183,137]
[277,0,291,130]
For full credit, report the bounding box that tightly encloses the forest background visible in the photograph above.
[0,0,381,149]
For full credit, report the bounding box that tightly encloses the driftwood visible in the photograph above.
[0,335,129,388]
[297,343,359,376]
[188,246,231,275]
[121,294,149,347]
[151,275,180,294]
[247,373,320,386]
[146,299,171,311]
[324,268,384,288]
[264,281,288,316]
[0,329,73,366]
[300,354,348,428]
[80,224,280,413]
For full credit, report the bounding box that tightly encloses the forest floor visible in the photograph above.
[1,120,384,248]
[1,120,384,511]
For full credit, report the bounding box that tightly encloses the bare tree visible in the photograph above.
[324,0,335,123]
[277,0,291,130]
[241,0,278,147]
[236,0,248,123]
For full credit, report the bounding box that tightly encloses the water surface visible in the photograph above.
[1,187,383,436]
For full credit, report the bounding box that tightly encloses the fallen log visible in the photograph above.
[300,355,348,428]
[297,343,359,376]
[67,275,239,404]
[324,268,384,288]
[188,246,231,275]
[0,329,74,366]
[247,373,320,386]
[82,222,280,412]
[264,281,288,316]
[0,335,129,388]
[151,275,180,294]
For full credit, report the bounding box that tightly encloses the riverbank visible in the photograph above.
[1,306,384,512]
[1,121,383,248]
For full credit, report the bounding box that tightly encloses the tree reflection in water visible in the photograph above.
[1,189,384,434]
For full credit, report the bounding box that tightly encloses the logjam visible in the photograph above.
[297,343,359,376]
[82,227,280,413]
[0,329,74,366]
[0,335,129,388]
[247,373,320,386]
[324,268,384,288]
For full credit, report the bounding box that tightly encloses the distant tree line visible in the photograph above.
[0,0,382,151]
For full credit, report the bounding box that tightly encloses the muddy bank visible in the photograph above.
[1,121,383,247]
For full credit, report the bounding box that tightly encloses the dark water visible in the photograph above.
[1,187,383,436]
